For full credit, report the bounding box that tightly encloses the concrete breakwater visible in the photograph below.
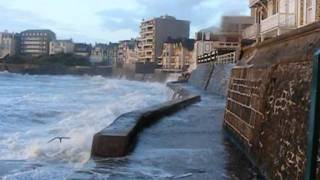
[223,22,320,179]
[91,82,201,157]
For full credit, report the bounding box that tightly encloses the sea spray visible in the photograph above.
[0,73,172,179]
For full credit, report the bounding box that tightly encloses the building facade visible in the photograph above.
[160,38,194,71]
[74,43,92,57]
[90,43,108,64]
[0,31,17,58]
[105,43,118,65]
[194,16,253,57]
[243,0,320,41]
[20,29,56,56]
[138,15,190,64]
[117,39,138,65]
[49,39,74,55]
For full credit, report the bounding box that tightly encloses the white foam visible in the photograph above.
[0,74,172,178]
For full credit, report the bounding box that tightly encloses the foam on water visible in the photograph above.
[0,72,172,179]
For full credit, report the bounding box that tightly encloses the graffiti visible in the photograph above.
[267,81,297,115]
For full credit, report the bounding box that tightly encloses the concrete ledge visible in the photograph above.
[91,82,201,158]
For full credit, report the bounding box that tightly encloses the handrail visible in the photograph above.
[305,49,320,180]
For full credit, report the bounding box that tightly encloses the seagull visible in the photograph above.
[47,137,70,143]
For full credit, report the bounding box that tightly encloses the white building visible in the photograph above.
[0,31,17,59]
[49,39,74,55]
[243,0,320,41]
[20,29,56,56]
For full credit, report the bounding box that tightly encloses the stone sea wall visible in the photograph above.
[188,62,234,97]
[224,22,320,179]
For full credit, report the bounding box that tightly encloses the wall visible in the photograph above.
[224,22,320,179]
[188,62,234,97]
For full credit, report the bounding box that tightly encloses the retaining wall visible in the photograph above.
[188,62,234,97]
[224,22,320,179]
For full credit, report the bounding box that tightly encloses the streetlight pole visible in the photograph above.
[305,49,320,180]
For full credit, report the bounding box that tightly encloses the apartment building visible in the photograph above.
[243,0,320,41]
[138,15,190,64]
[20,29,56,56]
[74,43,91,57]
[49,39,74,55]
[0,31,18,58]
[117,39,138,65]
[90,43,108,64]
[160,38,195,71]
[105,43,118,65]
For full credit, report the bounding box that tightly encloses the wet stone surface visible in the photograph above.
[71,85,263,180]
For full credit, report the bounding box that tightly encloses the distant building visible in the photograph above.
[0,31,18,58]
[138,15,190,64]
[220,16,254,34]
[117,39,138,65]
[243,0,320,42]
[160,38,195,71]
[74,43,91,57]
[20,29,56,56]
[49,39,74,55]
[90,43,108,64]
[105,42,118,65]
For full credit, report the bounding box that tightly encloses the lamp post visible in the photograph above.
[305,49,320,180]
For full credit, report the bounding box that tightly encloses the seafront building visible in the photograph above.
[117,39,138,65]
[0,31,18,59]
[74,43,91,57]
[243,0,320,41]
[89,43,108,64]
[193,16,253,67]
[49,39,74,55]
[105,43,118,65]
[160,38,195,71]
[20,29,56,56]
[138,15,190,64]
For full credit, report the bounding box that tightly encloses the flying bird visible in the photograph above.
[47,136,70,143]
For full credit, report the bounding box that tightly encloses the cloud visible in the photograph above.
[0,0,250,43]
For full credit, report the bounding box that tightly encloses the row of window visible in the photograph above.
[21,32,49,36]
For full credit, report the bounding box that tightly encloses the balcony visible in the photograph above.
[249,0,265,7]
[243,23,259,40]
[212,41,240,50]
[261,13,296,33]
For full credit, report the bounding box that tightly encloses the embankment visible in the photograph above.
[224,22,320,179]
[188,62,234,97]
[91,82,201,157]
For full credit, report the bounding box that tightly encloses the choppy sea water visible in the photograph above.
[0,72,172,179]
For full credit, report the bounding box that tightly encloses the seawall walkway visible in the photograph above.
[71,84,263,179]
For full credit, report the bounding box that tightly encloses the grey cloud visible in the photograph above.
[97,0,249,38]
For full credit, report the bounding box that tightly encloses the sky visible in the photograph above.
[0,0,250,43]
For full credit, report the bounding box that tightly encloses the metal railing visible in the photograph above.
[216,52,237,64]
[197,50,218,64]
[197,51,237,64]
[305,49,320,180]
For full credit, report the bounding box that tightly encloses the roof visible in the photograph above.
[164,37,195,51]
[21,29,55,35]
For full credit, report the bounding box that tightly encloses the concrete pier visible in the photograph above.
[91,82,201,157]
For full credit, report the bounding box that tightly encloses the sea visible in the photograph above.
[0,72,172,179]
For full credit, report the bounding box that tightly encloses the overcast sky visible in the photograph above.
[0,0,250,43]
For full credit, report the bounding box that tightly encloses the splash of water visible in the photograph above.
[0,73,172,179]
